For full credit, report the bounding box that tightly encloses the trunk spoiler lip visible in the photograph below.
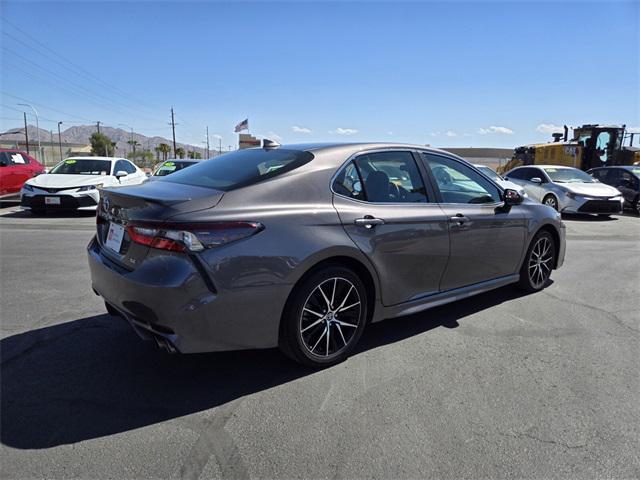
[100,182,224,207]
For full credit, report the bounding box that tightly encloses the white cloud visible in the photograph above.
[387,131,393,136]
[212,134,223,140]
[330,127,358,135]
[445,130,458,137]
[430,131,441,137]
[292,126,312,134]
[536,123,564,134]
[478,126,514,135]
[627,126,640,134]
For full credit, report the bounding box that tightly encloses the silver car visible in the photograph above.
[505,165,624,216]
[473,164,526,197]
[89,143,566,367]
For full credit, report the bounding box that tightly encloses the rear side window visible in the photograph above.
[507,168,526,179]
[159,149,314,191]
[333,162,365,200]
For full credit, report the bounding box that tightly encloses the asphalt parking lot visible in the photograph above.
[1,204,639,479]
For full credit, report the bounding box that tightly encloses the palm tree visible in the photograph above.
[175,147,185,159]
[127,139,140,153]
[158,143,171,161]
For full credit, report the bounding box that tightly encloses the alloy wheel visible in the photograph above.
[528,236,553,289]
[299,277,362,358]
[544,195,557,210]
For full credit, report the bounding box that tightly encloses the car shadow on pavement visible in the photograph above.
[0,285,529,450]
[0,209,96,218]
[561,213,618,222]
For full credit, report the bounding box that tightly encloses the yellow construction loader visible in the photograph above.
[498,124,640,174]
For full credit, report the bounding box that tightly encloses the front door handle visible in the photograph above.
[449,214,470,225]
[355,216,385,229]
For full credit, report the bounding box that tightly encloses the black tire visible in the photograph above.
[542,194,558,211]
[517,230,556,293]
[279,265,368,368]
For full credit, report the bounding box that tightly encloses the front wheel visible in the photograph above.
[543,194,558,211]
[517,230,556,292]
[279,266,368,367]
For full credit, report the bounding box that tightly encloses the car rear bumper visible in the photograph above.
[556,223,566,269]
[87,237,288,353]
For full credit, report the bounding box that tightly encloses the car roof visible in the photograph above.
[64,156,126,162]
[265,142,461,161]
[513,165,575,169]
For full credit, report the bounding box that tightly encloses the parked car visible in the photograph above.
[21,156,146,213]
[0,149,44,199]
[588,166,640,214]
[504,165,623,216]
[473,164,526,197]
[88,143,566,367]
[153,159,199,177]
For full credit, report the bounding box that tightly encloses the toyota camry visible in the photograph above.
[88,142,566,367]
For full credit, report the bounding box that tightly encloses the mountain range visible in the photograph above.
[0,124,208,157]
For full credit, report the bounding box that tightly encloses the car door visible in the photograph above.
[613,169,638,206]
[0,152,31,195]
[420,152,526,291]
[332,150,450,306]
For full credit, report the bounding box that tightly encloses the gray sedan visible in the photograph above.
[89,143,566,367]
[505,165,624,216]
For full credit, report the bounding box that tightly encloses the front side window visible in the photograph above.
[123,161,137,174]
[422,153,501,204]
[0,152,29,166]
[159,148,314,191]
[354,151,428,203]
[50,159,111,175]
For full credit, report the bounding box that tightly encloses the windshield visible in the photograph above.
[158,148,314,191]
[543,167,595,183]
[50,159,111,175]
[628,168,640,178]
[154,161,196,176]
[476,166,502,182]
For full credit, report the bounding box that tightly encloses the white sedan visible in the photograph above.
[21,156,147,213]
[474,164,527,197]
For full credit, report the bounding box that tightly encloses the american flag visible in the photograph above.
[234,118,249,133]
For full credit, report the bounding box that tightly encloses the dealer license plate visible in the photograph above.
[105,222,125,252]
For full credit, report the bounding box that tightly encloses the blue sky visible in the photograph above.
[1,0,638,149]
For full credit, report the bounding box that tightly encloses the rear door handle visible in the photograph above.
[354,216,385,228]
[450,214,470,225]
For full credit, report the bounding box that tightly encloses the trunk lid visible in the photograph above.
[97,181,224,269]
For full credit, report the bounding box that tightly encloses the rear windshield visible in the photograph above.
[50,159,111,175]
[158,148,314,191]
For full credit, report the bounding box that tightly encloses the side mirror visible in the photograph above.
[530,177,542,184]
[115,170,128,179]
[503,189,523,206]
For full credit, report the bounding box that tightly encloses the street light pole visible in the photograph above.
[18,103,40,160]
[58,122,63,162]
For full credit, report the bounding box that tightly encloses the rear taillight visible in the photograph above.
[127,222,264,252]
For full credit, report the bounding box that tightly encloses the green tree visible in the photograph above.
[90,132,115,156]
[187,150,203,159]
[175,147,185,159]
[126,150,154,167]
[157,143,171,161]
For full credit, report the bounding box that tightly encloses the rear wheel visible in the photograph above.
[280,266,368,367]
[543,194,558,211]
[30,209,45,216]
[517,230,556,292]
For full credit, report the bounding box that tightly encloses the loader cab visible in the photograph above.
[573,125,624,170]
